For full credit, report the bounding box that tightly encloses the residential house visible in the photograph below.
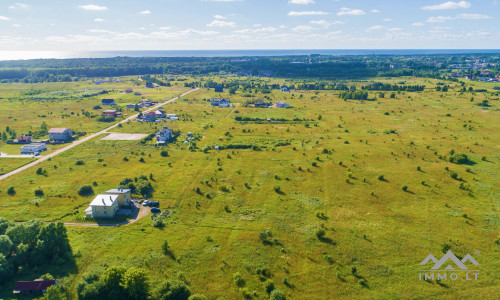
[275,101,290,108]
[102,110,121,117]
[126,104,136,109]
[166,114,178,120]
[134,91,143,96]
[210,98,230,107]
[20,143,47,155]
[104,188,132,207]
[155,110,166,118]
[13,279,57,295]
[85,194,119,218]
[145,82,155,88]
[16,136,31,144]
[142,112,156,122]
[102,99,115,106]
[214,86,224,93]
[124,88,133,94]
[254,99,271,108]
[48,128,73,142]
[281,86,290,92]
[156,126,173,145]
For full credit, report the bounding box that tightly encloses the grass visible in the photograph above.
[0,76,498,299]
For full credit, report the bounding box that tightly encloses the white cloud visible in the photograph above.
[366,25,386,31]
[412,22,425,26]
[234,27,278,33]
[94,18,104,22]
[289,0,315,4]
[139,10,151,15]
[78,5,108,11]
[288,11,328,16]
[0,16,11,21]
[292,25,316,32]
[422,1,471,10]
[204,0,242,2]
[383,18,392,22]
[214,15,226,19]
[310,20,330,28]
[8,3,29,9]
[337,8,366,16]
[427,16,453,23]
[388,28,403,32]
[207,20,236,27]
[371,9,381,13]
[456,13,491,19]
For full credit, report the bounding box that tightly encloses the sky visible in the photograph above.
[0,0,498,51]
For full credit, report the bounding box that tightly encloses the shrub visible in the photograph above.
[377,175,385,181]
[315,229,326,239]
[450,172,458,180]
[160,150,169,157]
[264,280,275,294]
[75,160,84,165]
[34,188,44,197]
[161,240,169,255]
[449,153,471,164]
[233,272,245,287]
[402,185,408,192]
[78,185,94,197]
[123,157,129,162]
[270,289,286,300]
[139,157,145,163]
[7,186,15,196]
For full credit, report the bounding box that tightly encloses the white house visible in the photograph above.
[20,143,47,155]
[85,194,119,218]
[104,188,132,207]
[281,86,290,92]
[156,126,173,145]
[275,101,290,108]
[210,98,230,107]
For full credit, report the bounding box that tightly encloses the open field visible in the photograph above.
[101,133,148,141]
[0,76,498,299]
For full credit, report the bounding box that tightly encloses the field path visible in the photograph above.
[0,88,199,182]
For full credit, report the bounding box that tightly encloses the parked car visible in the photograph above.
[142,200,149,206]
[152,201,159,207]
[151,207,161,213]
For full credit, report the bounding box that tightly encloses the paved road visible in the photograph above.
[0,88,199,182]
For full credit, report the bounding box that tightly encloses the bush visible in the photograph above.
[160,150,169,157]
[233,272,245,287]
[270,289,286,300]
[78,185,94,197]
[75,160,84,165]
[315,229,326,239]
[34,188,44,197]
[377,175,385,181]
[450,172,458,180]
[7,186,15,196]
[449,153,471,164]
[161,240,169,255]
[402,185,408,192]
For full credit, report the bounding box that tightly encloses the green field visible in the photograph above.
[0,76,498,299]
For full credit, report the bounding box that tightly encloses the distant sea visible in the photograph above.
[0,49,499,61]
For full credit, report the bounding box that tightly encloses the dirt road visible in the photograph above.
[0,88,198,182]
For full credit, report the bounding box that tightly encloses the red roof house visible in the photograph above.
[13,279,56,294]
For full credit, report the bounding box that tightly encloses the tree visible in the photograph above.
[161,240,169,255]
[188,295,207,300]
[42,285,68,300]
[0,218,14,235]
[7,186,15,196]
[78,185,94,197]
[0,235,13,257]
[35,188,44,197]
[0,254,12,283]
[120,268,150,300]
[101,266,127,299]
[270,289,286,300]
[160,150,169,157]
[152,280,191,300]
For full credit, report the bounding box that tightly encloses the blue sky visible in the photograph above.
[0,0,498,51]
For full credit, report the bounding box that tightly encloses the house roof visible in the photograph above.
[102,98,115,102]
[90,194,119,207]
[14,280,56,292]
[18,136,31,140]
[49,128,70,134]
[105,189,131,194]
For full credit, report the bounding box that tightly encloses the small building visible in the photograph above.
[156,126,173,145]
[20,143,47,155]
[281,86,290,92]
[85,194,119,218]
[124,88,133,94]
[145,82,155,88]
[166,114,178,120]
[134,91,143,96]
[143,112,157,122]
[48,128,73,142]
[214,86,224,93]
[275,101,290,108]
[254,99,271,108]
[102,99,115,106]
[126,104,136,109]
[104,188,132,207]
[102,110,121,117]
[210,98,230,107]
[16,136,32,144]
[155,110,166,118]
[13,279,56,295]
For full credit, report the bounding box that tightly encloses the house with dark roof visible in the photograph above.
[254,99,272,108]
[210,98,230,107]
[155,126,173,146]
[142,112,157,122]
[102,99,115,106]
[16,136,32,144]
[214,86,224,93]
[13,279,56,295]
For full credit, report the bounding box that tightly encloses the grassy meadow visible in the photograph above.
[0,76,498,299]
